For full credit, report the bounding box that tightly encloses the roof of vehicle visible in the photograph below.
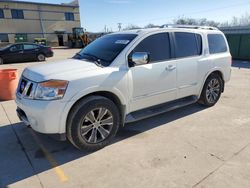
[114,24,222,36]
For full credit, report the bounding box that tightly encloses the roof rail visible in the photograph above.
[160,24,218,30]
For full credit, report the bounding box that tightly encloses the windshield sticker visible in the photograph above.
[115,40,130,44]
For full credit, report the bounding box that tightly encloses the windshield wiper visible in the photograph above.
[80,53,104,67]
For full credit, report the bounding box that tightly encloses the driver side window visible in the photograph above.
[10,44,23,52]
[129,32,171,66]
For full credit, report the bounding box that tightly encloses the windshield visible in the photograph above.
[73,34,137,67]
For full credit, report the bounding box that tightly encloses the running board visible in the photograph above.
[125,96,198,123]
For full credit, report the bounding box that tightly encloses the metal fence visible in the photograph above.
[220,26,250,60]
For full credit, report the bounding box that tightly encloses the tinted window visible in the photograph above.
[65,12,74,21]
[10,44,23,52]
[196,34,202,55]
[0,9,4,18]
[208,34,227,54]
[0,34,9,42]
[74,34,137,67]
[11,9,24,19]
[132,33,171,63]
[175,32,202,58]
[24,44,38,50]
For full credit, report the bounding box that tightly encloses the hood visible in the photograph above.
[22,59,100,82]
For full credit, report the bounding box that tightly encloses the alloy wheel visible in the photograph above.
[80,107,113,144]
[38,54,45,61]
[206,78,221,104]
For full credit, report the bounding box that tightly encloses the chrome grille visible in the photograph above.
[17,77,37,99]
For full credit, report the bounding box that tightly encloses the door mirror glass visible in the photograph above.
[131,52,149,66]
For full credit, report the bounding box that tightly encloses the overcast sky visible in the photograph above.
[20,0,250,32]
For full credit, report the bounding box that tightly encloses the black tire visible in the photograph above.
[67,95,121,151]
[198,73,223,107]
[37,54,46,62]
[0,57,3,65]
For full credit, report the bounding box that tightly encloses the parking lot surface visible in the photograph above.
[1,54,250,188]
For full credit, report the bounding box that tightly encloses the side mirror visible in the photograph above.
[131,52,149,66]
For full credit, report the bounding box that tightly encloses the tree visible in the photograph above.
[220,12,250,27]
[123,24,141,30]
[144,23,158,28]
[173,16,219,27]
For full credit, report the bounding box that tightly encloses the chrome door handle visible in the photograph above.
[165,65,176,71]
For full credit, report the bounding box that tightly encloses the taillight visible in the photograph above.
[48,47,52,52]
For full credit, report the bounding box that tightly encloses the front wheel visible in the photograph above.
[198,74,223,107]
[67,96,120,151]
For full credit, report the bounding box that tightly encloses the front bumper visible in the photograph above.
[15,94,68,139]
[16,107,66,141]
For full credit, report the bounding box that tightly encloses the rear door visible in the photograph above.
[23,44,39,61]
[173,32,203,99]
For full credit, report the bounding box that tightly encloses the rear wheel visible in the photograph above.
[37,54,45,62]
[198,73,223,107]
[0,57,3,65]
[67,96,120,151]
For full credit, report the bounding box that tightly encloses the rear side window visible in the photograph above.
[174,32,202,58]
[24,44,38,50]
[208,34,227,54]
[132,33,171,62]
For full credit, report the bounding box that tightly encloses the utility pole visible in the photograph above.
[118,23,122,31]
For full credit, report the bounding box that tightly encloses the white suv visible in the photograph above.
[16,25,231,151]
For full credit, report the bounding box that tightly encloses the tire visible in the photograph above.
[67,95,121,151]
[0,57,3,65]
[37,54,46,62]
[198,73,223,107]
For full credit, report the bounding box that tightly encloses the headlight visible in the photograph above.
[34,80,69,100]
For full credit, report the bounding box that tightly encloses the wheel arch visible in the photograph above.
[199,69,225,97]
[64,90,126,134]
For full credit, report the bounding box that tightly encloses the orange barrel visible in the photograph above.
[0,69,18,101]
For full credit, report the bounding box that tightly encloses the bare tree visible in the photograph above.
[144,23,158,28]
[220,12,250,27]
[173,16,219,27]
[123,24,141,30]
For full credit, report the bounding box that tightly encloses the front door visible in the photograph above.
[128,32,177,112]
[5,44,24,63]
[57,35,64,46]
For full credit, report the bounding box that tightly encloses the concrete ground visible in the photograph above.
[0,54,250,188]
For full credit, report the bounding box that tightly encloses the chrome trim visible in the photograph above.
[17,76,37,99]
[178,83,198,89]
[133,88,177,101]
[22,81,31,96]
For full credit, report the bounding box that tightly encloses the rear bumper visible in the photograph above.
[45,51,54,57]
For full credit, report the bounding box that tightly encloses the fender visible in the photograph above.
[58,86,127,133]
